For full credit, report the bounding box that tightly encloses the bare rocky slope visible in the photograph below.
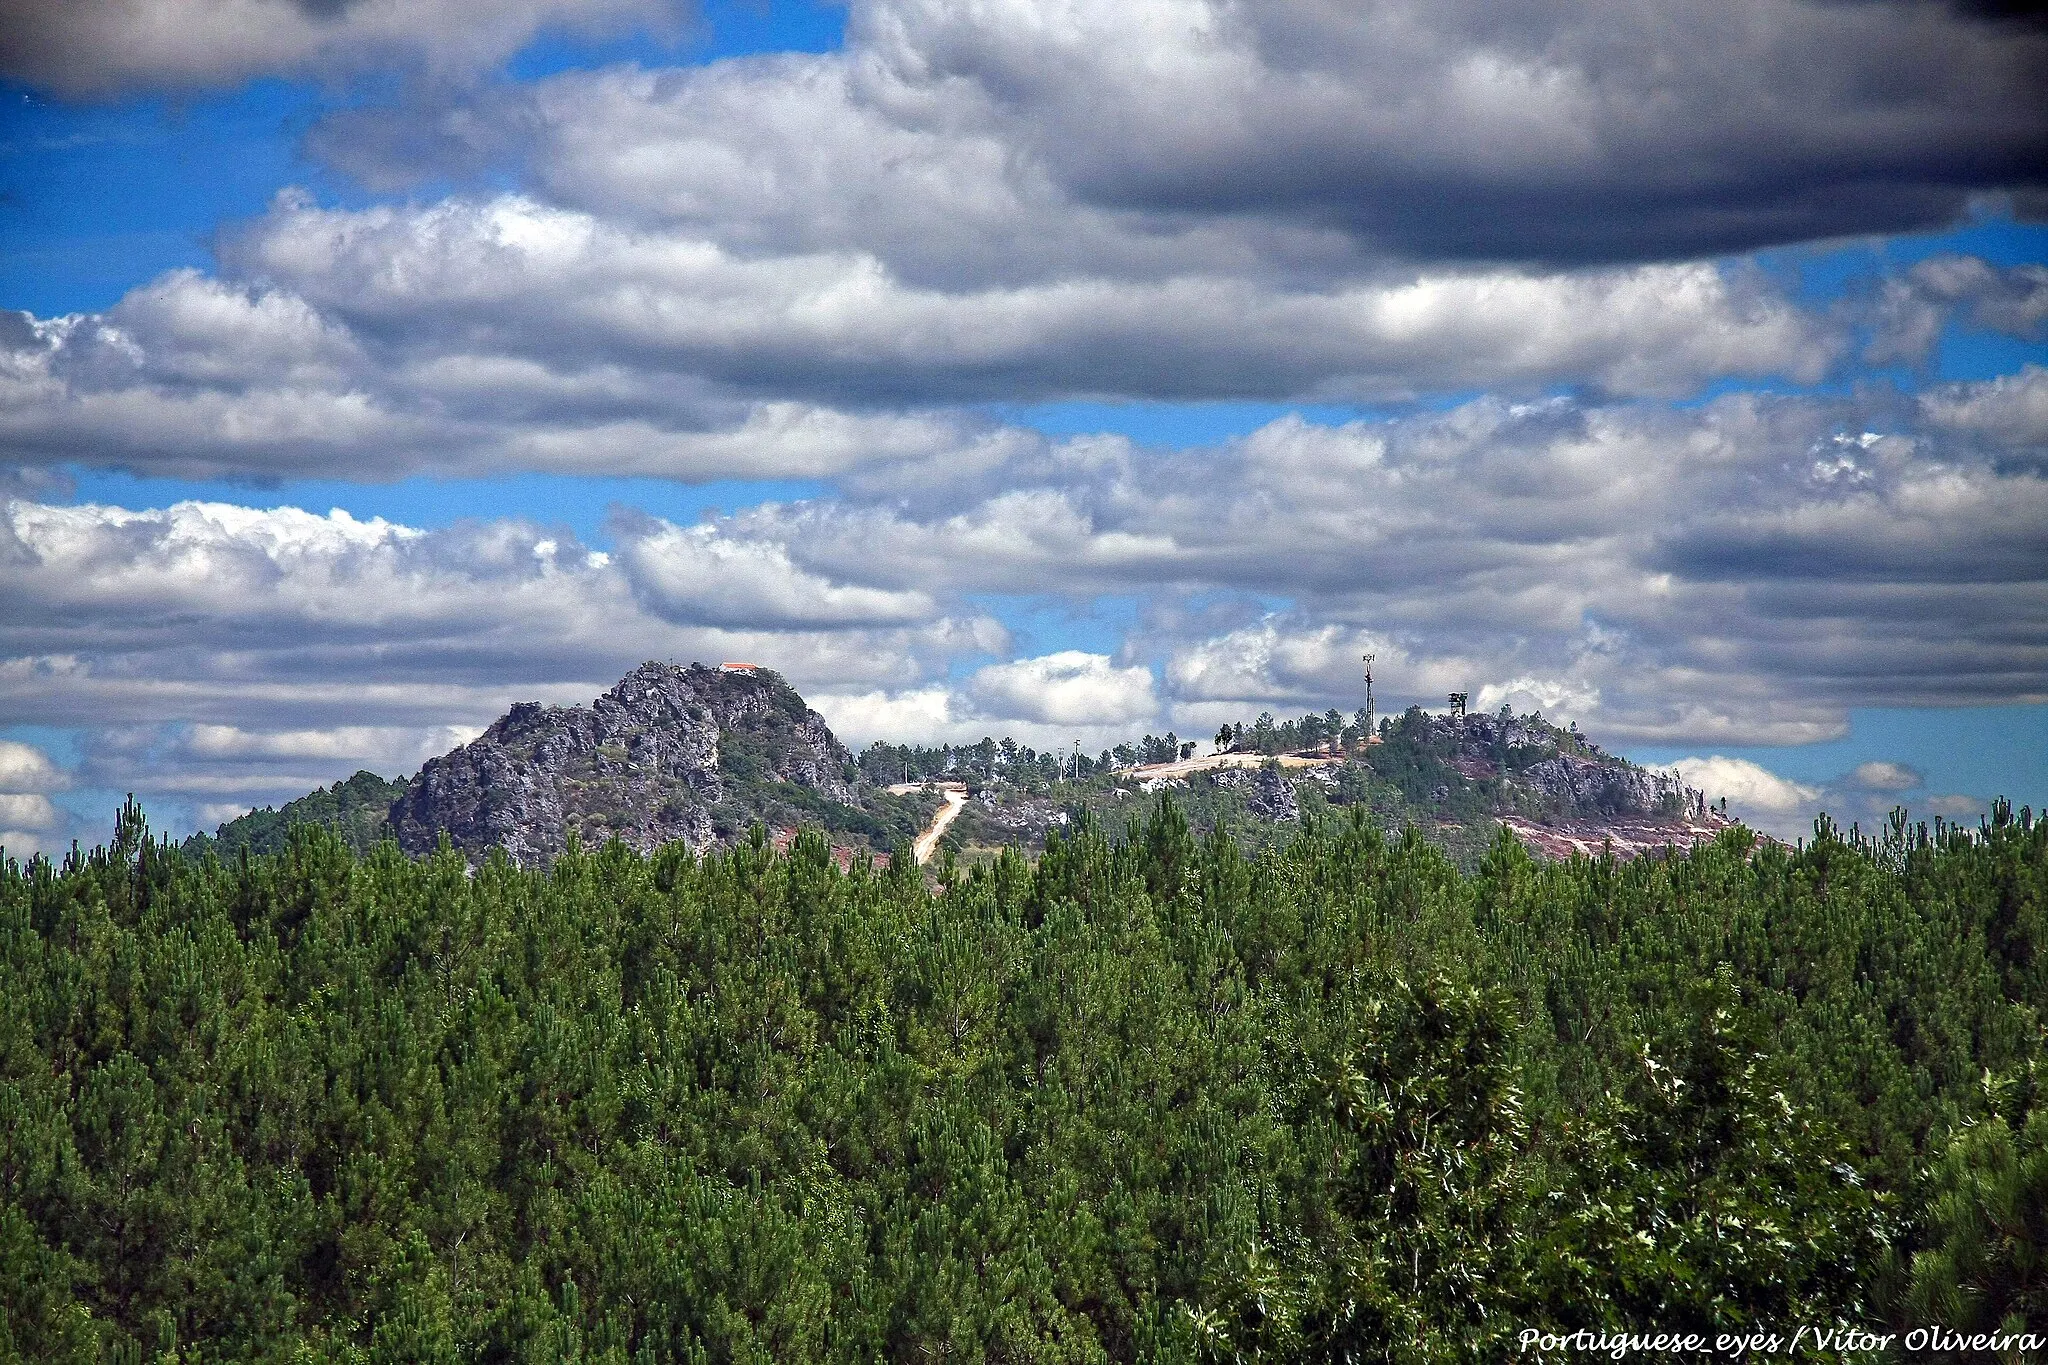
[185,662,929,867]
[389,662,893,864]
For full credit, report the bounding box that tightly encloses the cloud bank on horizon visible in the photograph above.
[1,0,2044,846]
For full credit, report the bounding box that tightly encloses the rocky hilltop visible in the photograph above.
[942,702,1731,866]
[1402,706,1701,820]
[189,670,1735,870]
[1349,706,1732,858]
[389,662,890,864]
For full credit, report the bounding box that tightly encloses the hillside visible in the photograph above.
[189,663,935,866]
[189,674,1730,870]
[181,769,406,861]
[390,662,941,864]
[921,704,1727,867]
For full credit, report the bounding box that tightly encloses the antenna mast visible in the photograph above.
[1362,653,1375,745]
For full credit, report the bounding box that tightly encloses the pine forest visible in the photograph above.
[2,797,2045,1361]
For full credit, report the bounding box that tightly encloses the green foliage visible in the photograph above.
[1361,708,1490,819]
[184,770,405,860]
[755,779,933,847]
[1896,1067,2048,1349]
[2,797,2044,1360]
[1530,981,1893,1333]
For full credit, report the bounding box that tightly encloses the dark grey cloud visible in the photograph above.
[292,0,2048,287]
[367,0,2040,277]
[0,0,682,94]
[1935,0,2048,27]
[8,1,2040,475]
[1000,0,2048,264]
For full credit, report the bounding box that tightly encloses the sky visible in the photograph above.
[0,0,2044,849]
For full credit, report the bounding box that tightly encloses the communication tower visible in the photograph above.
[1448,692,1468,722]
[1362,653,1376,744]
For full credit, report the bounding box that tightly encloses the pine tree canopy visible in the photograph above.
[2,796,2043,1361]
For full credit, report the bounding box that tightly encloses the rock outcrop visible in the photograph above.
[1496,810,1736,861]
[1372,707,1727,858]
[1390,707,1702,822]
[390,662,857,865]
[1214,765,1301,822]
[1517,754,1688,817]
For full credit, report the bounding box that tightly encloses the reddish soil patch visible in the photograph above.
[1498,811,1739,861]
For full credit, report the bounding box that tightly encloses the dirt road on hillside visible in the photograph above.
[1125,751,1341,781]
[913,784,969,865]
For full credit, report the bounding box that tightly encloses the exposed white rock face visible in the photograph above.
[1396,708,1700,821]
[1212,766,1300,823]
[391,661,855,865]
[1516,756,1685,817]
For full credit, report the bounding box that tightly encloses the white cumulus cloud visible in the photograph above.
[0,738,69,794]
[1845,760,1923,793]
[0,738,74,855]
[612,516,937,629]
[968,652,1161,728]
[1669,756,1822,814]
[0,793,62,831]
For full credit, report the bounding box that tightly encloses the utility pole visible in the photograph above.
[1362,653,1375,745]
